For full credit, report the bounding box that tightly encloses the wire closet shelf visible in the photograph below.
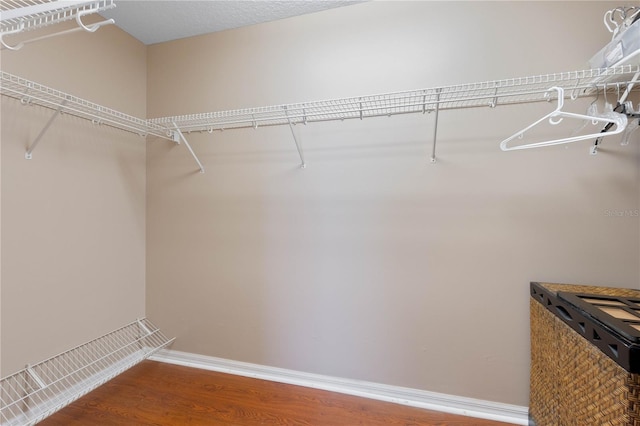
[0,318,174,426]
[0,71,168,140]
[1,65,638,140]
[0,0,115,34]
[1,64,639,167]
[150,65,640,133]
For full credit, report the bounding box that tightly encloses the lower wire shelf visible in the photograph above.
[0,318,174,426]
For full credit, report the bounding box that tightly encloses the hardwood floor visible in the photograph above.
[40,360,516,425]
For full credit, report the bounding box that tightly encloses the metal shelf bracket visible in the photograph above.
[172,123,205,173]
[430,88,442,163]
[25,99,67,159]
[25,365,46,390]
[284,106,306,169]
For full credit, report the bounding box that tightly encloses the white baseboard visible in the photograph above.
[150,349,529,425]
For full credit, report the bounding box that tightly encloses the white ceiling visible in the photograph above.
[99,0,363,45]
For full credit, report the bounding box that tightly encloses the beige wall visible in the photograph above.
[0,19,147,375]
[1,0,638,410]
[146,1,640,406]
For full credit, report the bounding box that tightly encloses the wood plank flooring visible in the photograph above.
[40,360,516,425]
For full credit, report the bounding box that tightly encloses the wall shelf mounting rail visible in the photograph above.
[0,318,174,426]
[0,0,116,50]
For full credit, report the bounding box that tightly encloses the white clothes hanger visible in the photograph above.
[500,86,628,151]
[620,118,640,146]
[571,87,607,136]
[620,101,640,146]
[604,7,640,40]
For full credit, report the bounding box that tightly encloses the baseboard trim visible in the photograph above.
[149,349,528,425]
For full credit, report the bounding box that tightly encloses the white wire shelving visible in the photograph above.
[0,71,170,158]
[151,65,640,133]
[0,0,116,50]
[0,318,174,426]
[150,64,640,167]
[0,0,114,33]
[1,65,639,169]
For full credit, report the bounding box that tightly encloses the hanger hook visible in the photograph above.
[570,78,582,101]
[0,22,25,51]
[547,87,565,125]
[76,8,115,33]
[589,84,600,107]
[604,9,617,33]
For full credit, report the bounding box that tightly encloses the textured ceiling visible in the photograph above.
[99,0,363,45]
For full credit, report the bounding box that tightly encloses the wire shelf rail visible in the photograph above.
[0,318,174,426]
[150,65,640,133]
[0,71,169,140]
[2,65,638,140]
[0,0,115,34]
[1,65,638,168]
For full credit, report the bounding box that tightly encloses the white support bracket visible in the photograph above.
[25,99,67,159]
[430,88,442,163]
[284,106,306,168]
[172,122,205,173]
[137,318,152,336]
[25,365,47,390]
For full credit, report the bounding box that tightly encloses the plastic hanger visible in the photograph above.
[620,119,640,146]
[571,87,605,136]
[591,83,640,152]
[500,86,628,151]
[604,7,640,40]
[620,102,640,146]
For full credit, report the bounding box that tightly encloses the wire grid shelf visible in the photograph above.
[0,0,115,34]
[149,65,640,133]
[1,65,638,151]
[0,318,174,426]
[0,71,169,140]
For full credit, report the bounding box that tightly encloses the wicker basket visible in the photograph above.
[530,282,640,426]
